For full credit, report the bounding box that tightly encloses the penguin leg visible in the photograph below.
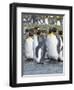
[40,46,46,63]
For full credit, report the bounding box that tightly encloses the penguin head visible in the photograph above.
[40,30,46,37]
[52,27,57,35]
[37,30,41,36]
[29,29,33,37]
[33,27,39,34]
[58,30,63,36]
[58,30,63,40]
[48,27,57,35]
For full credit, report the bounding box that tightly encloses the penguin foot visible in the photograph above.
[36,62,44,64]
[58,58,63,62]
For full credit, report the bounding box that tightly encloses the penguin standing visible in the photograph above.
[57,31,63,61]
[59,37,63,61]
[25,31,34,59]
[33,30,43,63]
[35,30,46,64]
[32,27,39,62]
[33,33,39,61]
[46,28,58,61]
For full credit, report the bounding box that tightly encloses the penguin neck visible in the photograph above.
[34,34,38,39]
[48,33,54,36]
[34,34,37,36]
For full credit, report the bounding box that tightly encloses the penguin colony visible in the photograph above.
[24,27,63,64]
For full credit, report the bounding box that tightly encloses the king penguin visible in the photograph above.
[57,31,63,61]
[46,28,59,61]
[25,31,34,59]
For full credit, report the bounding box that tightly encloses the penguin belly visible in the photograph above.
[36,48,42,63]
[58,37,63,61]
[25,37,34,59]
[33,35,38,61]
[46,35,58,60]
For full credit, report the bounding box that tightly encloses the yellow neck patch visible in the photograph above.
[48,33,54,37]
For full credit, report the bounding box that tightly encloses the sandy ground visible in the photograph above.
[22,59,63,75]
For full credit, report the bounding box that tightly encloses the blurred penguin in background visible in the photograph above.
[46,27,58,61]
[25,30,34,60]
